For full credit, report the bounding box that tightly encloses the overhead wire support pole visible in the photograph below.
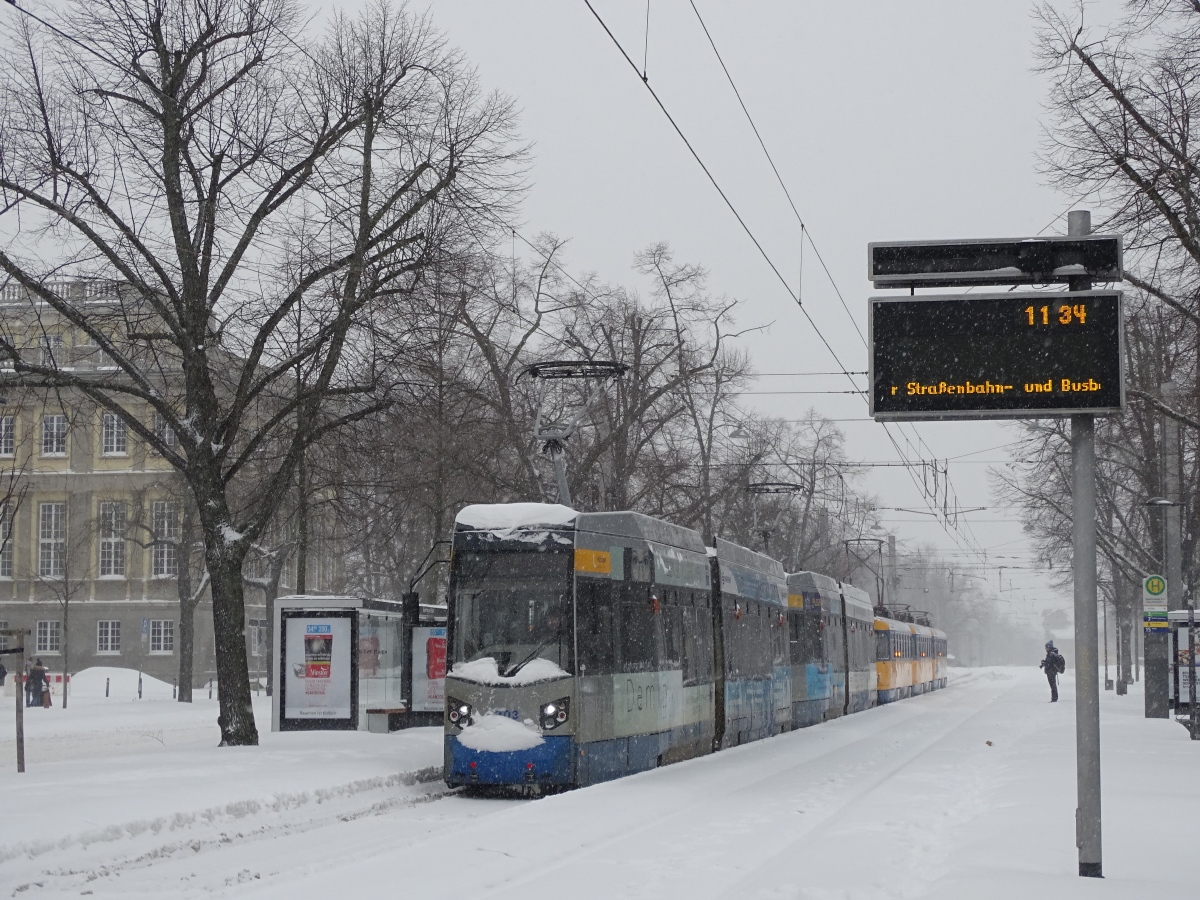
[1067,209,1102,879]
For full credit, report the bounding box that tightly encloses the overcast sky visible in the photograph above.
[339,1,1122,617]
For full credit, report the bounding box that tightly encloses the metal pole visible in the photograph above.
[1067,209,1102,879]
[15,672,24,773]
[1103,592,1112,690]
[548,444,572,508]
[1072,413,1103,878]
[1189,604,1197,740]
[1146,383,1177,718]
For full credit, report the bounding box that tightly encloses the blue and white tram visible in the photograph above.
[444,503,933,791]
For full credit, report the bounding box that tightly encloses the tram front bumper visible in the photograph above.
[445,734,575,787]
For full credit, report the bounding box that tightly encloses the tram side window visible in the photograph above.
[618,589,658,674]
[681,604,713,685]
[577,580,615,675]
[773,609,787,667]
[662,602,684,671]
[724,597,744,677]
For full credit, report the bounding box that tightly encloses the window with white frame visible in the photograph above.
[0,415,13,457]
[101,413,127,456]
[152,500,179,577]
[38,502,66,578]
[0,620,8,652]
[41,415,67,456]
[36,619,61,654]
[152,411,177,451]
[150,619,174,653]
[41,334,63,367]
[96,620,121,654]
[249,618,267,657]
[0,503,13,578]
[98,501,126,577]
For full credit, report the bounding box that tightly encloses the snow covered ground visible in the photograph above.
[1,665,1195,898]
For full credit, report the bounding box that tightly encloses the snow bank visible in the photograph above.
[67,666,177,701]
[450,656,569,686]
[455,503,577,536]
[456,713,544,752]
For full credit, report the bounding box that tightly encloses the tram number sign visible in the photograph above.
[869,290,1125,420]
[1144,574,1168,612]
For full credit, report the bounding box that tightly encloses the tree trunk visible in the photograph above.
[177,598,196,703]
[61,597,69,710]
[204,540,258,745]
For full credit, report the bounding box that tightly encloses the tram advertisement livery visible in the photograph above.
[443,503,947,790]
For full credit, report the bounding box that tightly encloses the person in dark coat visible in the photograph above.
[1039,641,1066,702]
[28,658,49,708]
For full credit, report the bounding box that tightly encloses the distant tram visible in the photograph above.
[444,503,947,790]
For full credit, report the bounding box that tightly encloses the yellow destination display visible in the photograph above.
[870,291,1124,420]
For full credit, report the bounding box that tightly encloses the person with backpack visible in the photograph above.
[1039,641,1066,702]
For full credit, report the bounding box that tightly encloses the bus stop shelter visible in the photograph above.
[270,595,446,733]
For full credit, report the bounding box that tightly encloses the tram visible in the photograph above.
[443,503,947,790]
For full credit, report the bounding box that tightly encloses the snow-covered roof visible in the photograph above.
[455,503,578,535]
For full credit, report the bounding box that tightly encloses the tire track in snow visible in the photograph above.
[5,767,455,897]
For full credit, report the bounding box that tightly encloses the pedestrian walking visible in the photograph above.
[28,658,50,708]
[0,660,7,686]
[1039,641,1066,702]
[24,659,35,707]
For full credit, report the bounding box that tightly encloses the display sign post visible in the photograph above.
[869,212,1115,879]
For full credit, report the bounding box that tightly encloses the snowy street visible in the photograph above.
[2,666,1195,898]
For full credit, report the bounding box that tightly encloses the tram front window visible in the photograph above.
[453,549,573,676]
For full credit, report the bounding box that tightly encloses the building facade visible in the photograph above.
[0,281,344,688]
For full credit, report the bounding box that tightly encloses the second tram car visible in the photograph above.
[444,503,947,790]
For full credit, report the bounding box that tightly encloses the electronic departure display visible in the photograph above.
[870,291,1125,420]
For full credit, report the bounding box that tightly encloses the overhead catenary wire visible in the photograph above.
[582,0,989,563]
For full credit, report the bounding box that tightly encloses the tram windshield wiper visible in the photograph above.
[502,634,561,678]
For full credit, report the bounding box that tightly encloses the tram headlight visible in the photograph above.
[540,697,570,730]
[447,698,472,727]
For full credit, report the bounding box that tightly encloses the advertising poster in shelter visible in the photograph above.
[284,615,353,720]
[411,626,447,712]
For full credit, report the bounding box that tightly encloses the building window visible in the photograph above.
[41,415,67,456]
[41,334,63,367]
[97,620,121,654]
[0,503,12,578]
[101,413,127,456]
[38,502,66,578]
[249,618,267,657]
[0,620,8,652]
[150,619,174,653]
[98,501,126,577]
[36,619,61,654]
[0,415,13,457]
[153,411,177,451]
[152,500,179,577]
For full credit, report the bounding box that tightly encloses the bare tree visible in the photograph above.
[0,0,521,743]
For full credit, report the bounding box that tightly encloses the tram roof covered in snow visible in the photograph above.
[840,582,875,622]
[714,537,787,606]
[786,570,842,611]
[575,511,708,554]
[455,503,578,535]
